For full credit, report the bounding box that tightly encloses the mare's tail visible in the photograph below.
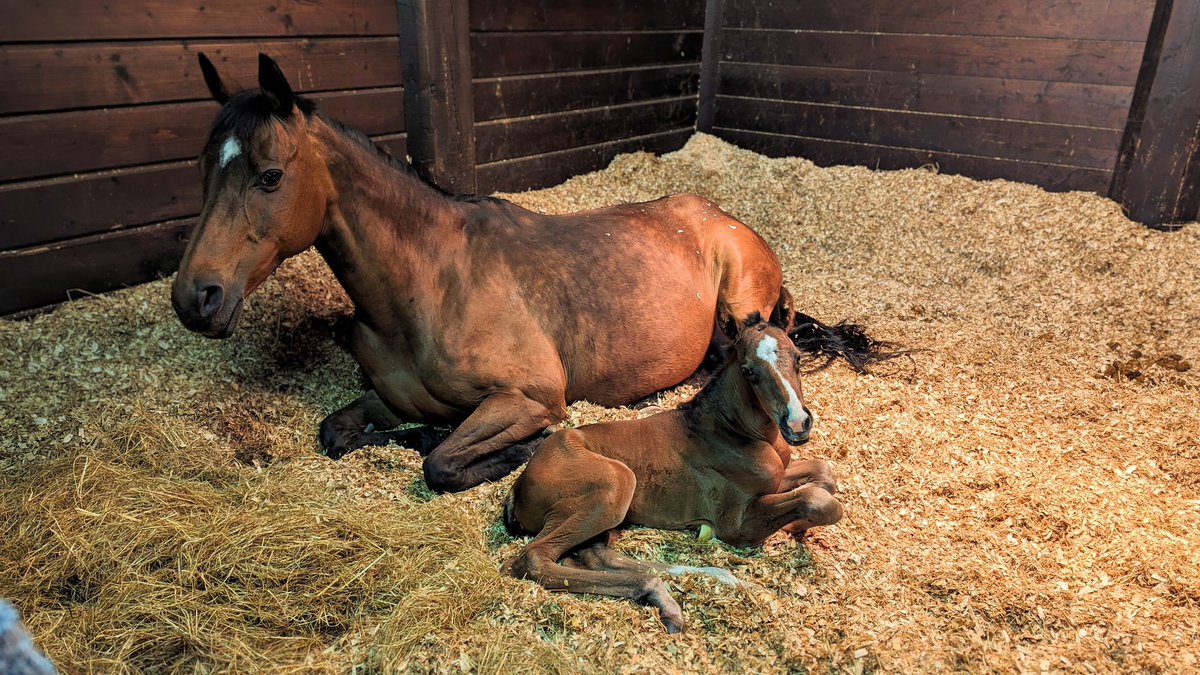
[788,310,903,373]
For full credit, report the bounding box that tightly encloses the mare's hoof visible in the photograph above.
[662,616,685,635]
[318,418,369,461]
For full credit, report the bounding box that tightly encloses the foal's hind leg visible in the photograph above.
[574,541,743,588]
[319,391,450,460]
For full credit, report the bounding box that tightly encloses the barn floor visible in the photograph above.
[2,134,1198,673]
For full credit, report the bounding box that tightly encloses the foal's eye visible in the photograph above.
[257,169,283,189]
[740,366,758,381]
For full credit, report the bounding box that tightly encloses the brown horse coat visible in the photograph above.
[172,54,888,492]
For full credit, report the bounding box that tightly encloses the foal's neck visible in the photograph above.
[688,364,779,445]
[312,118,470,328]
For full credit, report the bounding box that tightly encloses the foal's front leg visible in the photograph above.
[422,388,564,492]
[318,390,450,460]
[728,485,844,547]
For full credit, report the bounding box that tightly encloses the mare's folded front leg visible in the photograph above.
[778,458,839,494]
[422,388,564,493]
[318,390,450,460]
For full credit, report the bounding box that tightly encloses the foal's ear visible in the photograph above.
[198,53,231,105]
[258,53,295,114]
[769,288,794,330]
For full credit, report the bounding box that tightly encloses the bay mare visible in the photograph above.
[171,54,892,492]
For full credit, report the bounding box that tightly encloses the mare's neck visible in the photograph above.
[312,119,468,329]
[688,365,779,446]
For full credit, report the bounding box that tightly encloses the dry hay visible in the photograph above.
[2,133,1199,673]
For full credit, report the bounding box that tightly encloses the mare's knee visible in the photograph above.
[422,453,471,493]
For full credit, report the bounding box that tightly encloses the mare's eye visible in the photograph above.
[258,169,283,189]
[741,366,758,381]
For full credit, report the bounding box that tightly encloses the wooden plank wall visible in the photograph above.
[0,0,406,315]
[706,0,1159,194]
[469,0,705,193]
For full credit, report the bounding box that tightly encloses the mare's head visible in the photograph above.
[724,302,813,445]
[172,53,332,337]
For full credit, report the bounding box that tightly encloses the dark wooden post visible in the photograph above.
[1110,0,1200,227]
[397,0,478,194]
[696,0,726,133]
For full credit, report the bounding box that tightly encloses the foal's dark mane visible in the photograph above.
[208,90,500,203]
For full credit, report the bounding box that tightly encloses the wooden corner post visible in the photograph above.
[696,0,726,133]
[1111,0,1200,227]
[397,0,478,194]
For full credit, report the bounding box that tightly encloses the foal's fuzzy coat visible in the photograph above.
[504,307,844,633]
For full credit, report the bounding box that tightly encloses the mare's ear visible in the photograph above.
[198,53,231,105]
[258,53,295,114]
[769,287,794,330]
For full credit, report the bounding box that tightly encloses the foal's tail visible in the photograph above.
[779,287,905,373]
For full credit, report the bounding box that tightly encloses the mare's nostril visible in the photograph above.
[801,409,813,433]
[197,284,224,318]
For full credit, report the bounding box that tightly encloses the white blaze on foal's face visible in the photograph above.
[754,333,809,435]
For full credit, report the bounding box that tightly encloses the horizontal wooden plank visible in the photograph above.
[0,88,404,183]
[0,133,407,250]
[469,0,705,31]
[715,95,1121,170]
[717,62,1134,130]
[478,129,693,193]
[471,31,703,78]
[724,0,1156,42]
[714,127,1112,193]
[0,0,398,42]
[475,97,697,164]
[0,219,192,316]
[0,37,403,114]
[721,30,1146,86]
[474,64,699,122]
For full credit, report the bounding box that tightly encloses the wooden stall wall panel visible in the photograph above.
[710,0,1157,193]
[478,129,695,194]
[1,0,399,42]
[469,0,706,193]
[1,0,406,315]
[719,128,1113,194]
[724,0,1156,41]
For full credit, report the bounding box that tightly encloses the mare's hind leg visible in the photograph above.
[423,388,565,492]
[318,391,450,460]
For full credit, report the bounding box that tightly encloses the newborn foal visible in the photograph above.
[503,308,844,633]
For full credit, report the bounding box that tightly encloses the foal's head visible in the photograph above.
[171,53,332,337]
[726,309,813,445]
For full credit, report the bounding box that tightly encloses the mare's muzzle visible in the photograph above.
[171,274,244,338]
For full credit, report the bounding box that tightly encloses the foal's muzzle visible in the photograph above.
[779,410,812,445]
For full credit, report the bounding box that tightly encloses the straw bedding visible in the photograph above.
[1,134,1198,673]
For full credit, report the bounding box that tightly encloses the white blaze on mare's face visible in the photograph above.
[755,334,808,432]
[219,136,242,169]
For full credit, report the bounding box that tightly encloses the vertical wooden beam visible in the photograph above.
[1110,0,1200,227]
[696,0,726,132]
[397,0,478,194]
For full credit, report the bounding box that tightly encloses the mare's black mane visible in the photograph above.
[207,90,500,203]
